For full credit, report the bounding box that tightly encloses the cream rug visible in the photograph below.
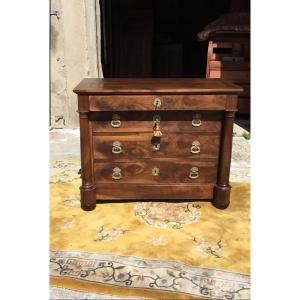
[50,180,250,299]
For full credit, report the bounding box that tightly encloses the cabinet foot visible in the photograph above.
[80,185,96,211]
[212,184,231,209]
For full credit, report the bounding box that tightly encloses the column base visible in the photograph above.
[212,184,231,209]
[80,185,96,211]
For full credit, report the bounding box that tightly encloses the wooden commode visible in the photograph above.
[73,78,242,211]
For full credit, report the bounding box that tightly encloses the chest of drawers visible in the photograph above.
[73,78,242,211]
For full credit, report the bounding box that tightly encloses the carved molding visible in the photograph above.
[78,112,89,119]
[224,111,236,118]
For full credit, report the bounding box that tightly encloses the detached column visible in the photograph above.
[78,95,96,211]
[213,110,235,209]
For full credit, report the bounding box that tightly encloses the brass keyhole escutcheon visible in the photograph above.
[111,114,121,128]
[154,98,161,109]
[112,141,122,154]
[191,140,201,154]
[152,167,160,176]
[151,136,161,152]
[189,166,199,179]
[152,142,160,151]
[153,114,161,122]
[112,167,122,180]
[192,113,202,127]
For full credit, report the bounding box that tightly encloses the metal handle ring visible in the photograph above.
[112,167,122,180]
[192,114,202,127]
[112,141,122,154]
[190,141,201,154]
[111,114,121,128]
[189,167,199,179]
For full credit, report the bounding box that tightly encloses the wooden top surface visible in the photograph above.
[73,78,243,95]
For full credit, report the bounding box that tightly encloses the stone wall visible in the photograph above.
[50,0,103,128]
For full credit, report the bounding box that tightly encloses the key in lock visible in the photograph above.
[153,115,163,137]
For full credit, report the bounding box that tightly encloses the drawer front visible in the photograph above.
[93,133,220,160]
[210,61,250,71]
[94,159,218,184]
[95,184,214,200]
[91,111,222,134]
[89,95,227,111]
[209,70,250,83]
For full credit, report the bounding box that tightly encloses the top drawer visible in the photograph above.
[89,95,228,111]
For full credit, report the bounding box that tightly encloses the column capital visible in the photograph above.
[78,111,89,119]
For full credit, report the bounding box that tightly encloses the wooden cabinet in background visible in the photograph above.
[205,32,250,115]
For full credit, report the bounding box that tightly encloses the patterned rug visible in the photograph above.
[50,180,250,299]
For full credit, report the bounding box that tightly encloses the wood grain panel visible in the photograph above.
[93,133,220,160]
[91,111,222,133]
[210,61,250,71]
[94,159,218,184]
[89,95,227,111]
[95,183,214,200]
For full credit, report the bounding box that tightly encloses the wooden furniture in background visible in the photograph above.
[205,32,250,114]
[74,78,242,211]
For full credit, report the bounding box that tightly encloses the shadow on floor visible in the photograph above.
[235,115,250,132]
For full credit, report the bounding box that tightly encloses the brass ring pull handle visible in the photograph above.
[112,167,122,180]
[152,167,160,176]
[112,141,122,154]
[191,140,201,154]
[189,167,199,180]
[192,114,202,127]
[111,114,121,128]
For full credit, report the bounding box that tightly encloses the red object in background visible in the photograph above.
[205,32,250,115]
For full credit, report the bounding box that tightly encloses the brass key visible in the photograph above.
[153,118,163,137]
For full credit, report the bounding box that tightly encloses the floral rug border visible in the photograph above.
[50,251,250,299]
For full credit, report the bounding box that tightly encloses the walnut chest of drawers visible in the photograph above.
[73,78,242,211]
